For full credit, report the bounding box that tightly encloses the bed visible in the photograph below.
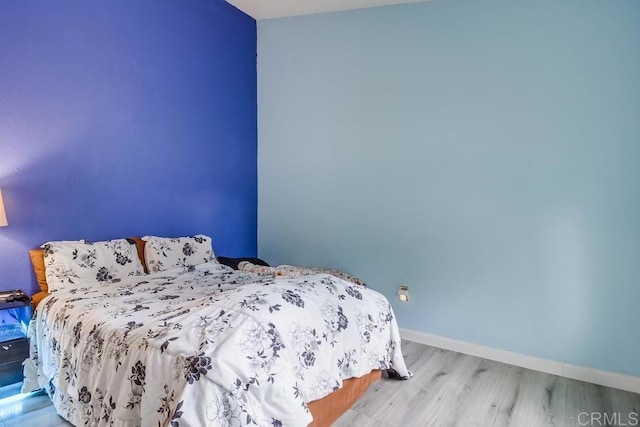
[25,236,410,426]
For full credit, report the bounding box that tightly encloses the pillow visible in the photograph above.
[143,235,217,273]
[31,291,49,309]
[28,249,48,293]
[28,237,147,296]
[127,237,148,274]
[42,239,145,291]
[30,239,86,293]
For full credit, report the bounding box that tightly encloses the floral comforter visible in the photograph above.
[26,263,410,426]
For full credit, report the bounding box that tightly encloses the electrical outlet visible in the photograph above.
[398,285,409,302]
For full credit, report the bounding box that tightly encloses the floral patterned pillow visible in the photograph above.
[42,239,146,292]
[143,235,217,274]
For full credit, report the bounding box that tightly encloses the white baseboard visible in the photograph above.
[400,327,640,395]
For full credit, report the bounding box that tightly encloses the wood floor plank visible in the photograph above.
[349,342,441,414]
[0,392,71,426]
[333,409,388,427]
[561,377,617,426]
[353,348,485,426]
[508,370,565,427]
[397,353,485,427]
[455,361,525,427]
[607,386,640,426]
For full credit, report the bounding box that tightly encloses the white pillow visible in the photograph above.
[42,239,145,291]
[143,235,217,273]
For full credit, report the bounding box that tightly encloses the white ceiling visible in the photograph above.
[226,0,429,20]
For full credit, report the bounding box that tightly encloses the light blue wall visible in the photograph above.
[258,0,640,377]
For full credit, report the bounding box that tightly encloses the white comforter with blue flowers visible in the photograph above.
[27,263,410,426]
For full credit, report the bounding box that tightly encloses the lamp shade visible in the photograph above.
[0,188,7,227]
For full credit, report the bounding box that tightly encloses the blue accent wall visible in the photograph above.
[0,0,257,295]
[258,1,640,376]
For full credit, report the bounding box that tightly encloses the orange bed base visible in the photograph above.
[307,370,381,426]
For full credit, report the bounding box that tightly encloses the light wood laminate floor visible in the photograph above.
[1,340,638,426]
[335,340,640,426]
